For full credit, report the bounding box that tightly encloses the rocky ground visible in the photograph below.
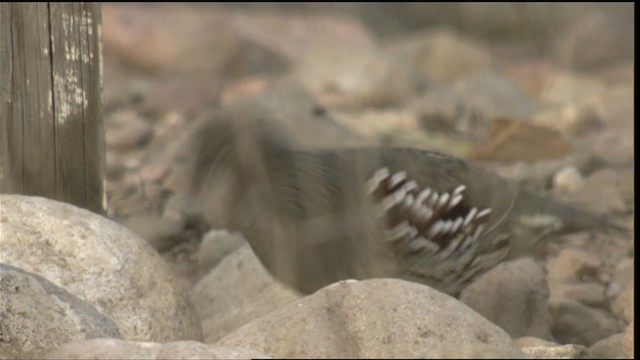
[1,3,634,359]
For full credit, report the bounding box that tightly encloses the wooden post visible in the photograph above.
[0,2,105,214]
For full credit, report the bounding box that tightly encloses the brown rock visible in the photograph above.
[102,3,236,75]
[547,248,601,282]
[230,12,377,68]
[229,12,381,100]
[468,117,574,162]
[540,72,605,107]
[505,60,559,99]
[139,75,223,117]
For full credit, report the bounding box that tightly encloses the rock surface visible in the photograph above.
[47,339,270,359]
[549,299,621,346]
[0,264,121,359]
[0,195,202,342]
[195,229,247,280]
[520,344,592,359]
[589,320,633,358]
[460,258,553,340]
[217,278,524,358]
[190,244,301,343]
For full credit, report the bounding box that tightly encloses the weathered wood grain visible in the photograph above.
[0,3,105,214]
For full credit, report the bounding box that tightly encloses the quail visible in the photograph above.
[188,108,624,296]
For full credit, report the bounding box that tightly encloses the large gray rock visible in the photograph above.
[0,264,121,359]
[47,339,270,359]
[217,278,524,358]
[0,195,202,342]
[190,244,301,343]
[460,258,553,340]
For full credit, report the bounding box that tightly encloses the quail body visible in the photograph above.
[189,111,622,296]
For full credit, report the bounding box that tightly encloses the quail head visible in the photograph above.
[188,110,624,296]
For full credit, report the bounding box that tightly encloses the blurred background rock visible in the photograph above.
[99,2,633,355]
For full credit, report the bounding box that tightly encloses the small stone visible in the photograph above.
[515,337,559,348]
[549,282,606,307]
[540,72,605,106]
[520,344,592,359]
[162,193,204,225]
[553,166,585,195]
[547,248,601,282]
[560,105,602,135]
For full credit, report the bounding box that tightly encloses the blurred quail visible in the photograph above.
[188,109,624,296]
